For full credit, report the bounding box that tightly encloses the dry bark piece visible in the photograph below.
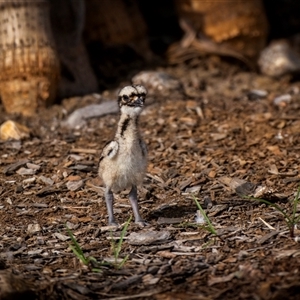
[0,0,59,116]
[257,231,278,244]
[110,275,143,290]
[2,159,29,175]
[36,186,66,196]
[219,176,288,201]
[0,121,30,141]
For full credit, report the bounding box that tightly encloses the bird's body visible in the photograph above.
[98,85,148,225]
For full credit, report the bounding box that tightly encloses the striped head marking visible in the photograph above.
[118,85,147,109]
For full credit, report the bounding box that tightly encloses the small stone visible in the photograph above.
[0,120,30,140]
[6,198,12,205]
[65,221,75,229]
[273,94,292,107]
[16,167,36,176]
[27,249,43,256]
[54,232,70,241]
[132,71,181,96]
[38,175,54,186]
[247,89,268,100]
[195,210,206,224]
[27,223,41,234]
[26,163,41,170]
[128,230,171,245]
[23,177,36,184]
[66,180,84,191]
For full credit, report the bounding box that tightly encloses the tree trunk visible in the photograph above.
[0,0,60,116]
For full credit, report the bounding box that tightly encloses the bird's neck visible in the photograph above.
[116,112,140,140]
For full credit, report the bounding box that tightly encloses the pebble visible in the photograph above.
[128,230,171,245]
[247,89,268,100]
[258,40,300,77]
[38,175,54,186]
[54,232,70,241]
[273,94,292,106]
[23,177,36,184]
[66,179,84,191]
[26,163,41,170]
[195,210,206,224]
[27,223,41,234]
[132,71,181,96]
[0,120,30,140]
[16,167,36,176]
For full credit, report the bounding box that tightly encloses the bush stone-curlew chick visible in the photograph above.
[98,85,148,226]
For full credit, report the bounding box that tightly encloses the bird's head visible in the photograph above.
[118,85,147,116]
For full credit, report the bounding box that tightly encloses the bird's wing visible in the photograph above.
[139,139,147,157]
[99,140,119,162]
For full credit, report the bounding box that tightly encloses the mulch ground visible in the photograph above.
[1,57,300,300]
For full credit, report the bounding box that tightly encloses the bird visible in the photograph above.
[98,85,148,226]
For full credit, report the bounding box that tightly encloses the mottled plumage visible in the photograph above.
[98,85,148,225]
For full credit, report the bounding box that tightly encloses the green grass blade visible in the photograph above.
[66,224,88,265]
[115,216,132,259]
[118,254,129,269]
[292,185,300,222]
[247,196,292,225]
[193,195,217,235]
[69,245,88,265]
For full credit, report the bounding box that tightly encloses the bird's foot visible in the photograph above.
[135,219,149,227]
[108,220,119,227]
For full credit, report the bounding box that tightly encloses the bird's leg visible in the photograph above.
[128,185,147,225]
[105,186,118,226]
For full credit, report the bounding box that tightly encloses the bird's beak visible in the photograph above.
[135,97,144,107]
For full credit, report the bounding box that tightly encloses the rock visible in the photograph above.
[22,177,36,185]
[26,163,41,171]
[27,224,41,234]
[54,232,70,241]
[66,179,84,191]
[2,159,29,175]
[38,175,54,186]
[63,102,118,128]
[132,71,181,96]
[273,94,292,107]
[258,40,300,77]
[0,120,30,141]
[195,210,206,224]
[128,230,171,245]
[16,168,36,176]
[247,89,268,100]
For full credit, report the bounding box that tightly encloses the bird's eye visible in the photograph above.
[123,95,129,100]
